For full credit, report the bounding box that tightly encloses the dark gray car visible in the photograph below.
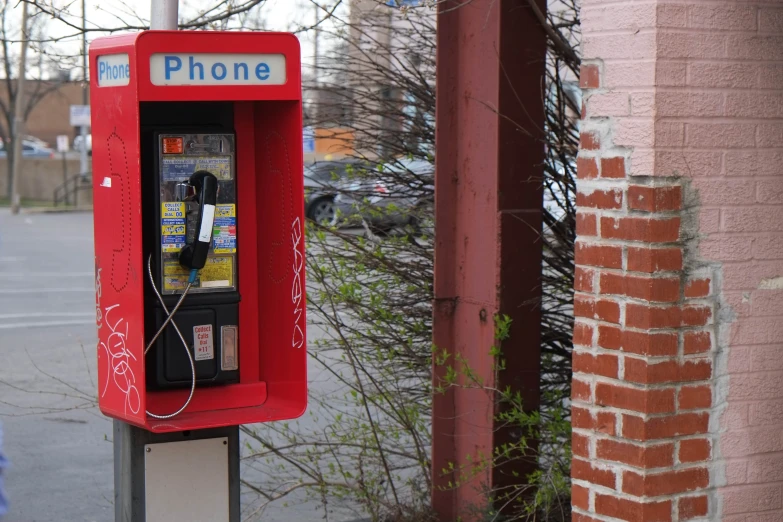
[304,160,362,225]
[332,158,434,234]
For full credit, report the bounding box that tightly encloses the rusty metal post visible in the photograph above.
[432,0,547,518]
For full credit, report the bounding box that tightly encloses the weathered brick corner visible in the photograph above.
[577,1,783,521]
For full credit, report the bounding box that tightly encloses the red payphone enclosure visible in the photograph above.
[90,31,307,432]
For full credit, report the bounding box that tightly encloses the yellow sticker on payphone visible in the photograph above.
[162,202,185,218]
[163,261,191,291]
[200,256,234,288]
[162,224,186,236]
[213,204,237,254]
[161,202,187,253]
[194,157,232,180]
[163,257,234,291]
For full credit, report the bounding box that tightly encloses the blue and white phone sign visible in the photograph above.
[97,54,131,87]
[149,53,287,86]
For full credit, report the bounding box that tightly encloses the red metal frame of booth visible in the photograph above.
[90,31,307,433]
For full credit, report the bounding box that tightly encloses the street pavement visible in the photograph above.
[0,209,361,522]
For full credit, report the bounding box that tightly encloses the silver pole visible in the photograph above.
[151,0,178,30]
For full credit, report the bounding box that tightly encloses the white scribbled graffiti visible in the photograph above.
[95,263,103,330]
[291,217,304,349]
[99,304,141,414]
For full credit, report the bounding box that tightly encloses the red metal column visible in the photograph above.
[432,0,547,518]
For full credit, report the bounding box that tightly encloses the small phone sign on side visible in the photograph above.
[97,54,131,87]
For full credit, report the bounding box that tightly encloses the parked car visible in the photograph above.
[0,138,54,158]
[332,157,434,234]
[73,133,92,155]
[304,159,363,225]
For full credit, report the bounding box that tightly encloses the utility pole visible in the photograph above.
[432,0,547,518]
[150,0,178,30]
[313,1,320,80]
[112,3,241,521]
[79,0,88,180]
[10,1,29,215]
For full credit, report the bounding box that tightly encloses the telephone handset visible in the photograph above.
[146,131,239,400]
[178,170,218,272]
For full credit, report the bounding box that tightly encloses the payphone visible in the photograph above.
[90,31,308,432]
[145,131,239,390]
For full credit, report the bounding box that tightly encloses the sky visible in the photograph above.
[7,0,341,79]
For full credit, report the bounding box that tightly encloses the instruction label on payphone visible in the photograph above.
[158,133,237,294]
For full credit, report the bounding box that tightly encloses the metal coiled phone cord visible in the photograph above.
[144,254,197,419]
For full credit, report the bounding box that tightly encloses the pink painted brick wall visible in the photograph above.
[654,3,783,522]
[579,0,783,521]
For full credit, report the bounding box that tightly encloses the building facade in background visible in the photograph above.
[0,81,85,147]
[303,0,433,161]
[575,1,783,521]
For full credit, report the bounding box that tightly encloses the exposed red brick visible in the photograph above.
[580,131,600,151]
[576,242,623,269]
[572,458,615,489]
[622,330,678,356]
[572,484,589,511]
[577,212,597,236]
[601,157,626,179]
[623,413,709,441]
[625,304,711,329]
[596,299,621,323]
[572,408,617,436]
[578,157,599,179]
[622,415,645,439]
[682,305,712,326]
[580,64,600,89]
[596,439,674,469]
[595,382,676,414]
[575,267,595,293]
[574,322,594,346]
[683,331,711,354]
[577,189,623,210]
[685,279,711,298]
[600,272,680,302]
[622,467,708,496]
[574,295,596,319]
[679,385,712,410]
[595,411,617,436]
[572,432,590,459]
[572,514,602,522]
[679,439,711,463]
[572,378,592,402]
[571,406,617,437]
[598,325,622,350]
[679,495,708,520]
[572,406,593,430]
[594,494,671,522]
[628,185,682,212]
[575,297,620,324]
[626,303,681,329]
[627,247,683,273]
[601,217,680,243]
[574,352,619,379]
[624,358,712,385]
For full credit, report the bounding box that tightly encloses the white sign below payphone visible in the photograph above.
[150,53,286,86]
[193,324,214,361]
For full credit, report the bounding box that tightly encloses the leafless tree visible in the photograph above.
[0,1,66,199]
